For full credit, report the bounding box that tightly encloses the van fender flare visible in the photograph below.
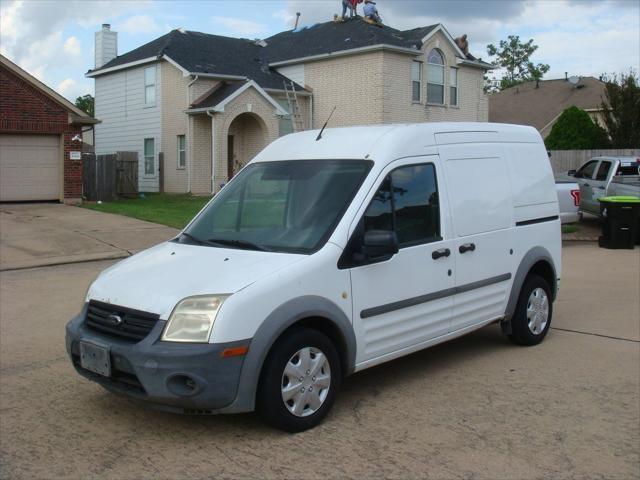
[502,246,557,332]
[221,295,356,413]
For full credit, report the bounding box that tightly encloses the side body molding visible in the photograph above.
[503,246,557,327]
[220,295,356,413]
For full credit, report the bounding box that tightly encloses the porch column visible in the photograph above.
[207,110,215,194]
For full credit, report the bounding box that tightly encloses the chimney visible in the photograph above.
[95,23,118,69]
[565,72,568,81]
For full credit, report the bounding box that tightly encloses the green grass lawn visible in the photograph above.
[82,194,212,229]
[561,224,579,234]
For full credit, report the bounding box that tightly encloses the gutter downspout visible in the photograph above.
[206,110,215,194]
[186,75,199,193]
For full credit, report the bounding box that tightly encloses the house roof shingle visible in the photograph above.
[90,29,305,91]
[489,77,606,132]
[88,20,487,89]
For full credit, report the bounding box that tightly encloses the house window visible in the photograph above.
[144,138,155,175]
[144,66,156,105]
[427,49,445,105]
[450,67,458,106]
[177,135,186,168]
[411,61,422,102]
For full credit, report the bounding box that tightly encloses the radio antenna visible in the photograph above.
[316,106,336,141]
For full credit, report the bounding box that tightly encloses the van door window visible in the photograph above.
[362,163,440,247]
[595,161,612,181]
[391,164,440,246]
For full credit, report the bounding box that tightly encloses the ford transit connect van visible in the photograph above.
[66,123,561,432]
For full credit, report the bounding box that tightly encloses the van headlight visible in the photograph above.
[161,295,228,343]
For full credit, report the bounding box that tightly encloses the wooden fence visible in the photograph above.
[548,149,640,173]
[82,152,139,201]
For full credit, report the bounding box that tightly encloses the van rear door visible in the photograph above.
[439,144,515,332]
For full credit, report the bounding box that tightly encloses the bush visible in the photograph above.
[545,106,610,150]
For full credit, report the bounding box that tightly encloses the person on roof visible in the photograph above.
[341,0,355,20]
[363,0,382,24]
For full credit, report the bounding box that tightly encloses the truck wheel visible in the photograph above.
[508,274,553,346]
[257,329,341,432]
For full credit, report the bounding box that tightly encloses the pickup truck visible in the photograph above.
[561,156,640,216]
[555,181,580,223]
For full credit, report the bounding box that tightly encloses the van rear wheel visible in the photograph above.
[257,329,341,432]
[508,274,553,346]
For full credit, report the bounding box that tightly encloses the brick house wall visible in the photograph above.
[0,64,84,200]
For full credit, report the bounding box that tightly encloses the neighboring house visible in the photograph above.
[0,55,99,203]
[489,76,607,138]
[88,21,491,195]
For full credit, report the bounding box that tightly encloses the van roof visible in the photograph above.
[253,122,542,164]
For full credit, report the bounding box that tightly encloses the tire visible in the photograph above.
[508,274,553,346]
[257,329,341,432]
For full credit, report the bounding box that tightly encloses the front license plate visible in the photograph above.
[80,341,111,377]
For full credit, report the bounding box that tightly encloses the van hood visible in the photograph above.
[86,241,305,319]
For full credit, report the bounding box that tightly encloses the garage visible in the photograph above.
[0,134,60,201]
[1,54,98,203]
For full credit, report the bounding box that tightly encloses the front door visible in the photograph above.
[348,156,455,366]
[574,159,599,213]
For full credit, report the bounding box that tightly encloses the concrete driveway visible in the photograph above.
[0,203,178,271]
[0,241,638,479]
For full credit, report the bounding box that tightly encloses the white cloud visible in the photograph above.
[272,9,296,27]
[63,36,81,56]
[119,14,161,35]
[0,0,148,85]
[56,77,92,101]
[211,16,267,36]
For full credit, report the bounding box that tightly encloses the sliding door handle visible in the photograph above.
[459,243,476,254]
[432,248,451,260]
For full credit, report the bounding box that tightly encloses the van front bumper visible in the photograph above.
[65,308,250,414]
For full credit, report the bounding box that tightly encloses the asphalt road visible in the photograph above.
[1,242,638,479]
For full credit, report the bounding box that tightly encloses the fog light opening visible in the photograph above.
[167,374,203,397]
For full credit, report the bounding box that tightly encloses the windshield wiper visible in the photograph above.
[207,238,271,252]
[178,231,209,246]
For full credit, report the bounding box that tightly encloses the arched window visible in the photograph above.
[427,49,445,105]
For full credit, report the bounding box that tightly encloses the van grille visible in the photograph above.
[85,300,160,342]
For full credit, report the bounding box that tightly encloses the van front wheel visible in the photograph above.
[257,329,341,432]
[508,274,553,346]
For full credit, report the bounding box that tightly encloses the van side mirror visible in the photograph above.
[362,230,399,259]
[568,169,577,177]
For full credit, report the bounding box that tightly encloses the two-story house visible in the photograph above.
[88,21,491,195]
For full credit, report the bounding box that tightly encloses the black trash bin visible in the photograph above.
[598,196,640,249]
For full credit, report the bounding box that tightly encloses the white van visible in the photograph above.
[66,123,561,432]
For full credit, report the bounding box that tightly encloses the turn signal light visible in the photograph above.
[220,345,249,358]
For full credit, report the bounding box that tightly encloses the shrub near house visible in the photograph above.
[545,106,610,150]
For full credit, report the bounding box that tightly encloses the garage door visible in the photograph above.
[0,134,60,201]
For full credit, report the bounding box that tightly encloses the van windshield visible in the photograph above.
[182,160,372,254]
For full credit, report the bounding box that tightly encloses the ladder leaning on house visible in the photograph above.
[283,80,305,133]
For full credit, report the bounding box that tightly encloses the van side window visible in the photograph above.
[595,161,612,181]
[362,163,440,247]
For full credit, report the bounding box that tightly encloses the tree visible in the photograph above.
[545,106,610,150]
[600,71,640,148]
[75,94,94,117]
[486,35,550,91]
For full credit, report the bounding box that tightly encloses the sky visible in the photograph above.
[1,0,639,102]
